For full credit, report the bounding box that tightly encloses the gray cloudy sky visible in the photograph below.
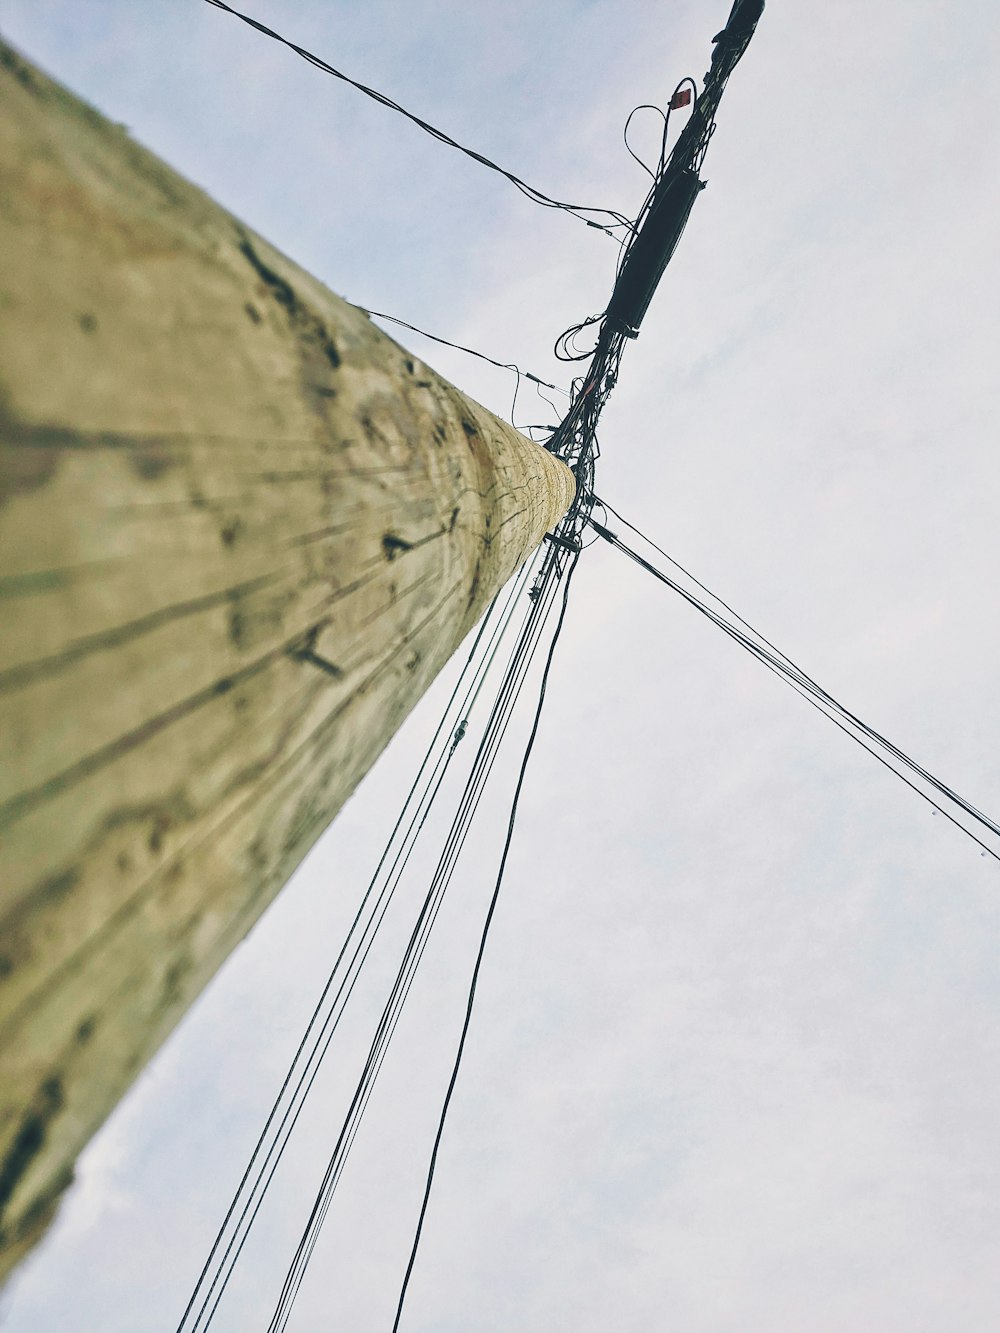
[3,1,1000,1330]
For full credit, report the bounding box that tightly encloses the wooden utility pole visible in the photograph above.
[0,38,573,1280]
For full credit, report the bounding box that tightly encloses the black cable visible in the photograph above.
[203,0,631,238]
[184,6,765,1321]
[551,0,763,379]
[268,595,563,1329]
[271,556,567,1320]
[264,558,567,1330]
[554,313,605,363]
[606,512,1000,841]
[275,567,563,1319]
[252,563,545,1322]
[596,494,795,672]
[623,103,667,180]
[361,308,566,398]
[270,583,562,1330]
[181,561,538,1332]
[391,552,580,1332]
[589,516,1000,864]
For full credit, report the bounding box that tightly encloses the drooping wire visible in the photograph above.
[588,512,1000,864]
[359,306,569,435]
[360,308,566,398]
[621,77,696,184]
[391,550,580,1331]
[554,313,606,364]
[623,104,668,180]
[202,0,632,238]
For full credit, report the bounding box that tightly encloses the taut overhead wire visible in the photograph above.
[589,509,1000,864]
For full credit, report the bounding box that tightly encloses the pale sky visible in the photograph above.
[2,2,1000,1330]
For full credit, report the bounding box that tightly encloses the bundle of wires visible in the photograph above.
[177,536,580,1332]
[202,0,632,239]
[547,0,765,515]
[178,4,766,1328]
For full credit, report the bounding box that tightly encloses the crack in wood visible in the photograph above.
[287,626,343,679]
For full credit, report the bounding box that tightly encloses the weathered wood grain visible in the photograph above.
[0,38,574,1279]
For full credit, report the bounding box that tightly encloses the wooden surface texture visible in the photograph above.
[0,38,573,1277]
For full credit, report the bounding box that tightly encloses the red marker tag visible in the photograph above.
[669,88,693,109]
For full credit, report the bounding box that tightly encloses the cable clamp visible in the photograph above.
[543,531,582,553]
[586,516,617,543]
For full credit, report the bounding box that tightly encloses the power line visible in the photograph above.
[359,308,566,397]
[391,552,580,1332]
[588,511,1000,864]
[595,493,794,670]
[183,4,767,1323]
[178,559,541,1331]
[181,543,574,1330]
[265,551,573,1330]
[202,0,632,238]
[546,0,764,522]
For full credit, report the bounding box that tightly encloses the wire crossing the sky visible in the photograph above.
[390,552,580,1333]
[545,0,764,529]
[181,4,766,1327]
[359,308,566,396]
[589,507,1000,864]
[359,306,568,435]
[202,0,632,238]
[177,556,546,1331]
[177,541,580,1331]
